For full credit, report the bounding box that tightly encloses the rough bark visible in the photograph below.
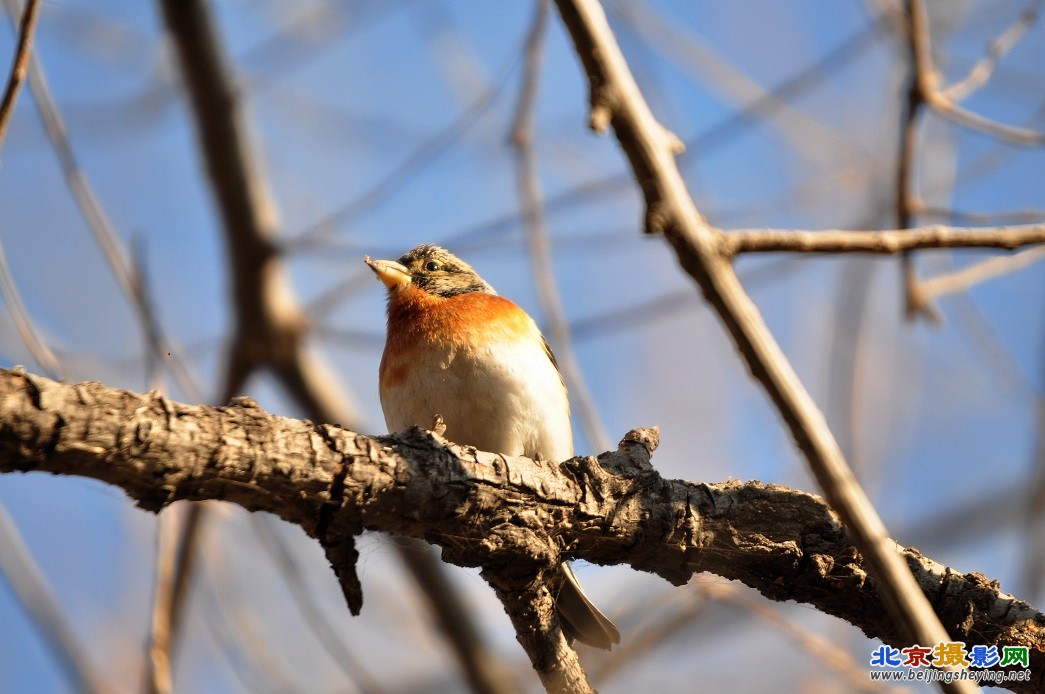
[2,368,1043,691]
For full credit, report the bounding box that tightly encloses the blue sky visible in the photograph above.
[1,1,1043,691]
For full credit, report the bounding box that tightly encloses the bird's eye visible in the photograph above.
[424,261,441,272]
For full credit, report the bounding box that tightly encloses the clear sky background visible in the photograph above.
[1,0,1043,691]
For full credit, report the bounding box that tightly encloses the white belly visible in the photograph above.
[381,338,573,462]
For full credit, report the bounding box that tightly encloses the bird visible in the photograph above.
[365,243,620,650]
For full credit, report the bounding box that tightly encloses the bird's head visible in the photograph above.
[365,244,495,298]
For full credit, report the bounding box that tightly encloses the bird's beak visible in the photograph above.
[365,256,412,290]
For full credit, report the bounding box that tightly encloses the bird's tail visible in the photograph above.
[555,561,621,650]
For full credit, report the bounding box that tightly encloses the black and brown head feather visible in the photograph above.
[396,244,496,298]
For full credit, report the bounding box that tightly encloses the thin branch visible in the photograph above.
[549,3,977,693]
[1,0,203,402]
[198,537,308,694]
[919,245,1045,301]
[704,581,900,693]
[1023,398,1045,601]
[590,586,709,683]
[289,38,525,252]
[0,2,56,377]
[153,502,209,693]
[0,501,106,693]
[2,369,1044,694]
[511,0,610,453]
[929,95,1045,145]
[908,0,1045,146]
[898,0,941,322]
[0,233,65,379]
[941,8,1038,103]
[0,0,38,148]
[144,504,182,694]
[398,539,519,694]
[916,205,1045,226]
[156,3,515,692]
[607,0,860,171]
[250,515,381,693]
[722,224,1045,255]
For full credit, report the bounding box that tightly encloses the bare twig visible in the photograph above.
[251,515,381,693]
[399,540,518,694]
[919,245,1045,301]
[145,500,209,694]
[916,205,1045,226]
[2,0,203,401]
[0,234,65,379]
[0,502,105,693]
[0,0,38,148]
[289,39,525,252]
[145,505,181,694]
[941,8,1038,103]
[704,581,900,693]
[930,96,1045,146]
[722,224,1045,255]
[908,0,1044,146]
[1024,399,1045,601]
[549,2,976,692]
[607,0,859,171]
[897,0,940,322]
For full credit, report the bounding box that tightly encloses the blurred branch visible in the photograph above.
[290,39,524,252]
[0,233,65,379]
[251,515,381,692]
[145,505,184,694]
[940,8,1038,103]
[919,245,1045,301]
[511,0,610,452]
[198,539,307,694]
[549,3,976,692]
[1024,399,1045,601]
[145,501,208,694]
[908,0,1045,146]
[156,3,515,693]
[0,1,51,375]
[897,0,938,322]
[607,0,860,171]
[0,0,38,147]
[294,17,879,267]
[5,6,207,688]
[3,369,1045,693]
[398,539,518,694]
[0,501,106,693]
[916,205,1045,226]
[722,224,1045,255]
[2,0,203,401]
[703,581,900,693]
[591,586,709,683]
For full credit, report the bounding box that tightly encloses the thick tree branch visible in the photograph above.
[2,369,1044,692]
[549,3,973,686]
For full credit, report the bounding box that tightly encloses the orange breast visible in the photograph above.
[379,286,536,388]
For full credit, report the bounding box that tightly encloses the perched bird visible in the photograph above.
[366,243,620,650]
